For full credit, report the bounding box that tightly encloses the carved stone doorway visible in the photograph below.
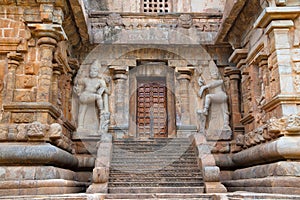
[137,78,168,138]
[129,61,176,138]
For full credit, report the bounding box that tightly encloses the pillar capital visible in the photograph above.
[109,66,128,80]
[224,67,241,80]
[228,48,248,65]
[176,67,194,80]
[28,24,67,42]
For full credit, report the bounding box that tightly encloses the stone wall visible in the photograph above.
[0,0,90,195]
[216,0,300,194]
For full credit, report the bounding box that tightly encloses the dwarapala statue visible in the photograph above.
[197,63,231,135]
[74,61,110,134]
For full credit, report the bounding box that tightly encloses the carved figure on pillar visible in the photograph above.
[197,65,231,134]
[74,61,110,133]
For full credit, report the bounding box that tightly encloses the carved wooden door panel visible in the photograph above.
[137,80,167,138]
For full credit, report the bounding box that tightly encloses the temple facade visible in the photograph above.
[0,0,300,199]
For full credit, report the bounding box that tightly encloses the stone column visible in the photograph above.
[224,67,244,150]
[176,68,197,137]
[224,67,242,131]
[177,70,192,125]
[1,52,23,123]
[5,52,23,104]
[51,66,61,107]
[28,24,67,123]
[110,66,128,138]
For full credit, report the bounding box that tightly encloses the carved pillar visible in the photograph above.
[109,66,128,138]
[225,67,243,139]
[5,52,23,104]
[112,66,128,127]
[52,66,61,107]
[28,24,67,123]
[177,69,192,125]
[176,67,198,137]
[225,67,241,124]
[37,36,57,103]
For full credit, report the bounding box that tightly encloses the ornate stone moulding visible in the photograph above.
[254,6,300,28]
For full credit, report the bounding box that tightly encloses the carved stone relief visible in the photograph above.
[196,60,232,140]
[73,60,111,134]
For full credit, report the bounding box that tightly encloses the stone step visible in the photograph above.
[112,153,197,158]
[111,161,198,166]
[104,193,213,200]
[109,176,203,182]
[109,171,202,177]
[111,165,199,172]
[108,181,204,187]
[111,158,197,163]
[108,186,205,194]
[112,148,194,153]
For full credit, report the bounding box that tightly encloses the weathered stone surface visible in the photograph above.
[0,143,78,168]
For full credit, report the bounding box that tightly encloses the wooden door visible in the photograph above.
[137,79,167,138]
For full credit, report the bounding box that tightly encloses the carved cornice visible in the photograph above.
[3,102,61,119]
[240,113,254,125]
[228,49,248,65]
[254,6,300,28]
[262,95,300,112]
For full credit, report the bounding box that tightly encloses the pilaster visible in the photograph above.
[176,67,197,137]
[110,65,129,138]
[255,7,300,116]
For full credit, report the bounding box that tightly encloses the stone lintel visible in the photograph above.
[262,94,300,112]
[228,49,248,64]
[168,60,188,68]
[110,59,136,67]
[254,6,300,28]
[240,113,254,125]
[0,143,78,168]
[265,20,294,34]
[232,136,300,167]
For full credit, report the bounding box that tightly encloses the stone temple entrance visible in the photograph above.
[129,61,176,138]
[137,77,168,138]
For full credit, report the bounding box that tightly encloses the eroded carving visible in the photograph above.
[74,61,110,133]
[197,65,230,131]
[177,14,193,29]
[106,13,124,27]
[26,121,45,138]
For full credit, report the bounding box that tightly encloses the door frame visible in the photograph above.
[129,61,176,138]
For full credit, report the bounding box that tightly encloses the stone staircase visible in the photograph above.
[107,138,204,196]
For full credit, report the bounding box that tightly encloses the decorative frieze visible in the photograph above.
[236,114,300,150]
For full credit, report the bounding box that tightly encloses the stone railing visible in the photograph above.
[190,133,227,193]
